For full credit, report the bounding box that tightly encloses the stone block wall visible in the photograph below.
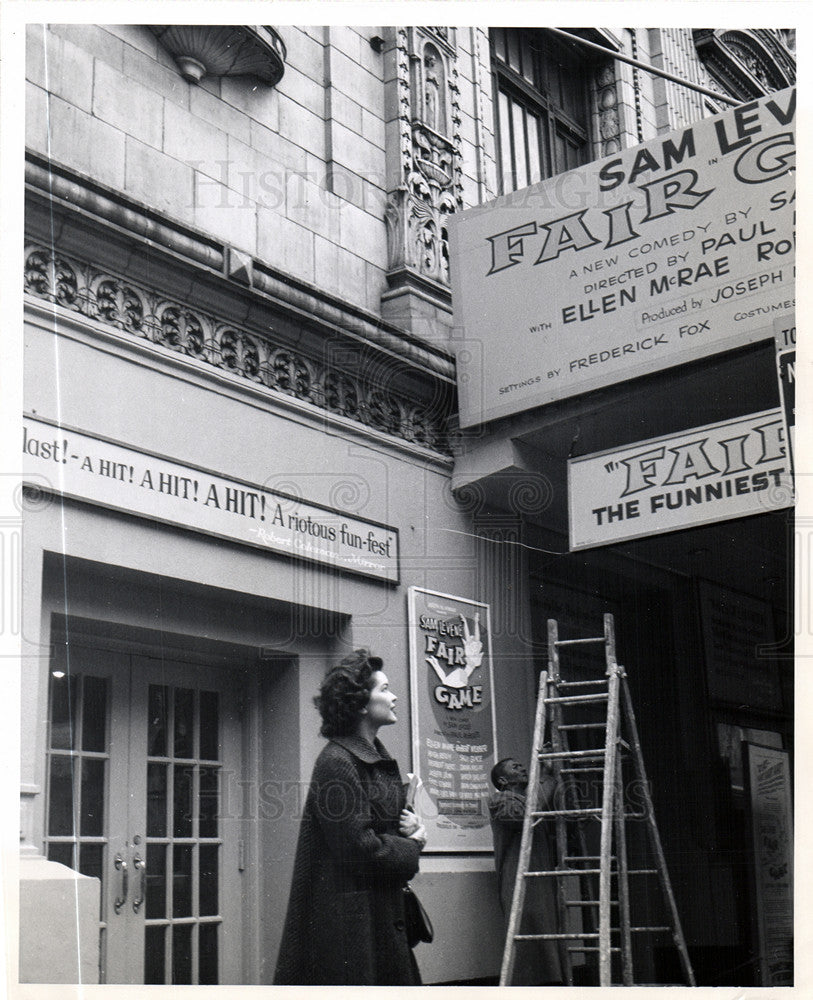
[25,25,392,315]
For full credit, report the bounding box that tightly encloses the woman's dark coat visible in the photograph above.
[274,734,422,985]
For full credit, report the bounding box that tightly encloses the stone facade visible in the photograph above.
[21,22,796,987]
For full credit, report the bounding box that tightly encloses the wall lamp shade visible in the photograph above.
[149,25,287,86]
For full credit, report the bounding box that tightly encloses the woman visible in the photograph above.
[274,649,428,985]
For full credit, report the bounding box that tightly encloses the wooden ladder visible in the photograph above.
[499,614,695,987]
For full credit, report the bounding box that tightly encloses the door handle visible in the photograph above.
[113,854,129,914]
[132,854,146,913]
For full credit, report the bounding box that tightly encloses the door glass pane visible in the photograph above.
[173,765,194,838]
[199,767,218,839]
[144,925,166,985]
[173,844,193,917]
[82,676,108,751]
[48,756,75,836]
[143,673,231,985]
[80,758,105,836]
[46,662,111,960]
[47,841,74,867]
[174,688,194,758]
[147,762,168,837]
[199,924,218,985]
[172,924,192,984]
[199,845,218,916]
[79,843,105,918]
[146,843,167,919]
[199,691,219,761]
[50,674,77,750]
[149,685,168,757]
[78,842,103,880]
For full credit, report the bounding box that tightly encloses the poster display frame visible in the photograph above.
[698,579,784,714]
[742,741,794,986]
[407,587,498,853]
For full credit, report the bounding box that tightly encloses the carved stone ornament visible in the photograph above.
[149,25,286,86]
[385,28,463,289]
[693,29,795,102]
[24,244,451,454]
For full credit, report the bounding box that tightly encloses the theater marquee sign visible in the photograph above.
[450,88,796,427]
[568,408,794,550]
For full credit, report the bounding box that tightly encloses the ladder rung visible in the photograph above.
[514,932,601,940]
[526,866,658,877]
[558,722,607,730]
[557,679,608,688]
[632,926,672,933]
[525,868,601,876]
[531,808,602,818]
[554,636,605,646]
[539,748,605,759]
[560,766,604,774]
[545,693,609,704]
[519,926,672,940]
[568,946,621,953]
[565,899,617,906]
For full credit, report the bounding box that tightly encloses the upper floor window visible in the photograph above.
[491,28,590,194]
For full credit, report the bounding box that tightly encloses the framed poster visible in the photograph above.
[698,580,784,713]
[742,742,793,985]
[407,588,498,852]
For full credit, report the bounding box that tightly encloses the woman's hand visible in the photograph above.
[399,808,420,837]
[409,824,427,849]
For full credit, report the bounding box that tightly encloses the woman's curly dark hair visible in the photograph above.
[314,649,383,738]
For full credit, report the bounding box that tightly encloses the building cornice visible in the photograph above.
[25,154,458,457]
[24,298,454,470]
[24,153,456,385]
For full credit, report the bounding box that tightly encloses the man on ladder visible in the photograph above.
[489,754,564,985]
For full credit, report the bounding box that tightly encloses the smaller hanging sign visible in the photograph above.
[773,314,795,475]
[568,408,793,550]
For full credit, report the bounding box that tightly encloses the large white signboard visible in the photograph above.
[450,88,796,427]
[23,415,399,582]
[568,408,793,550]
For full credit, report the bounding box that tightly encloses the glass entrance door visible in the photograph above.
[44,642,244,984]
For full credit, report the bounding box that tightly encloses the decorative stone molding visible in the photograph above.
[384,27,463,293]
[594,62,624,158]
[149,25,286,86]
[25,155,455,383]
[24,244,453,455]
[596,62,622,157]
[693,29,795,103]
